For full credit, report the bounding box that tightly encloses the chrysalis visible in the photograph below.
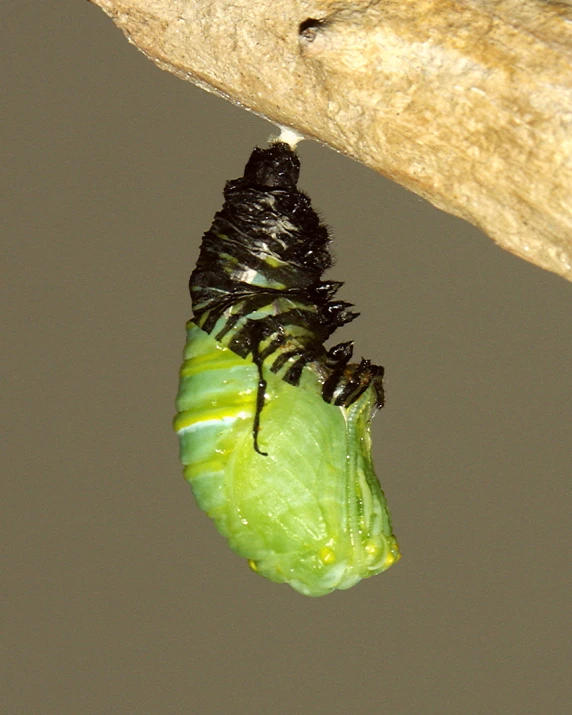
[174,141,399,596]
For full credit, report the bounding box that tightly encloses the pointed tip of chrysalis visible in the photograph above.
[236,126,304,190]
[241,141,300,189]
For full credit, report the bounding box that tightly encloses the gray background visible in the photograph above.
[4,3,571,713]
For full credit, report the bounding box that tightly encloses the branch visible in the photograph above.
[91,0,572,282]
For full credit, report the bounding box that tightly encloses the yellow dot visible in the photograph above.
[319,546,336,565]
[383,552,396,568]
[383,544,401,569]
[247,559,258,572]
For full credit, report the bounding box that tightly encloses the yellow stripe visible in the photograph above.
[183,458,226,480]
[179,352,249,378]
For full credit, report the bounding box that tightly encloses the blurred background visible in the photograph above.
[3,3,571,713]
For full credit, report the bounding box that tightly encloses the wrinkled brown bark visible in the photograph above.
[92,0,572,282]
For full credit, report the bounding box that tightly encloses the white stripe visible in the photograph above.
[176,412,250,436]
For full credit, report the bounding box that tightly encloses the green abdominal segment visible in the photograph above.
[175,322,399,597]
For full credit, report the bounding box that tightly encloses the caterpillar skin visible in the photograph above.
[174,143,399,596]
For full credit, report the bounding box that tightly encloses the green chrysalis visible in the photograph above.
[174,142,399,596]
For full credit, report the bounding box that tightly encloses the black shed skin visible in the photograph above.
[189,142,384,411]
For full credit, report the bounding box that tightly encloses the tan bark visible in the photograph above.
[91,0,572,282]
